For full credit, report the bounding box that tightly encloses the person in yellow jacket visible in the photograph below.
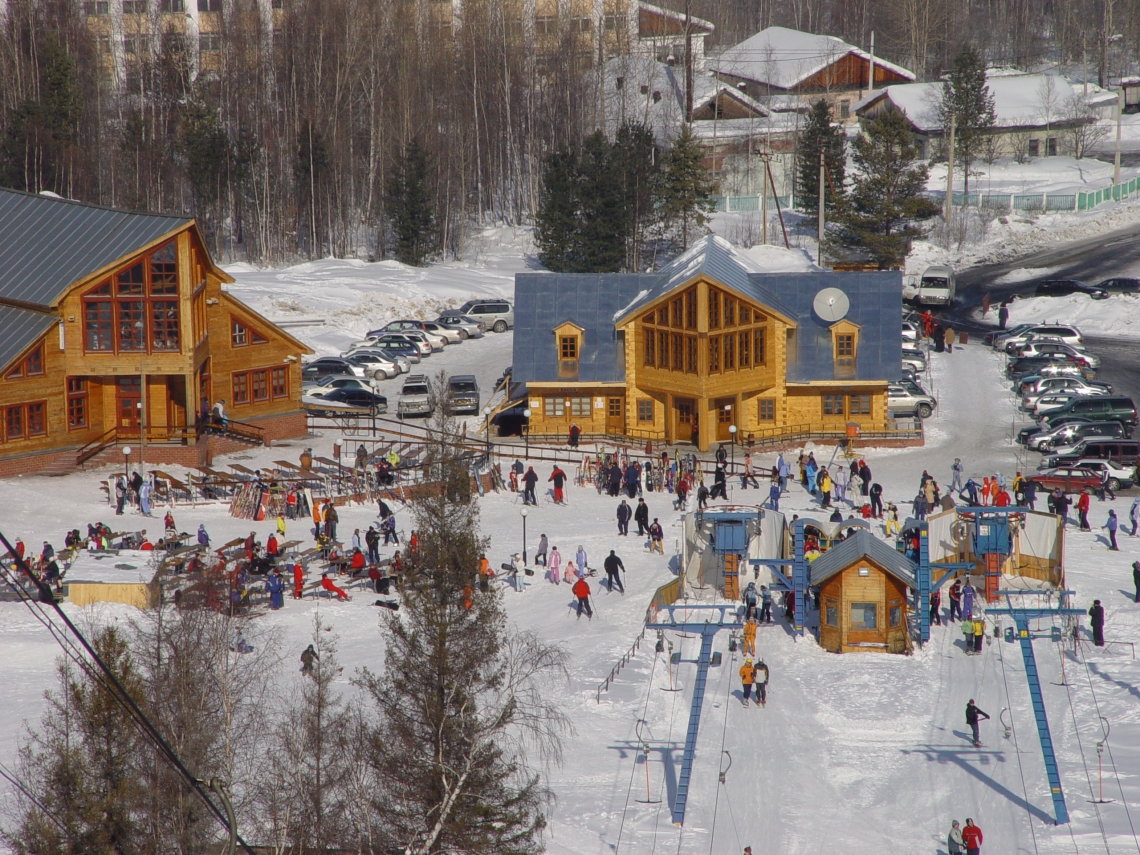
[819,470,832,509]
[742,617,757,656]
[739,658,756,706]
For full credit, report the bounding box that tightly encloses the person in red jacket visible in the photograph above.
[293,561,304,599]
[1076,489,1092,530]
[320,572,349,601]
[266,534,279,557]
[961,817,983,854]
[349,548,366,574]
[572,576,592,620]
[548,466,568,504]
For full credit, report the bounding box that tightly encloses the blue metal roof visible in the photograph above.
[808,529,916,588]
[0,188,189,308]
[512,273,662,385]
[0,306,56,373]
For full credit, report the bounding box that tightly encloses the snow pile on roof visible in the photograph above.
[222,227,532,358]
[736,242,819,272]
[857,71,1118,133]
[710,26,913,89]
[998,292,1140,339]
[637,0,713,33]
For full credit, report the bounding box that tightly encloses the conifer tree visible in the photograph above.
[939,45,996,196]
[612,122,659,272]
[534,145,581,272]
[576,130,628,273]
[660,128,717,251]
[795,98,846,215]
[833,110,939,268]
[386,137,438,266]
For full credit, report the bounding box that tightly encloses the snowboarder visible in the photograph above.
[572,576,592,619]
[1104,510,1119,550]
[1089,599,1105,646]
[603,550,625,594]
[616,500,632,536]
[753,658,768,707]
[548,466,567,504]
[266,568,285,609]
[300,643,318,676]
[947,820,965,855]
[739,658,755,706]
[522,466,538,505]
[966,700,990,746]
[535,534,548,566]
[742,617,756,656]
[634,498,650,536]
[962,818,983,855]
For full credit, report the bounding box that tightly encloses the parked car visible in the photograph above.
[344,347,412,373]
[372,333,431,357]
[1033,279,1106,299]
[1028,420,1126,451]
[420,321,463,344]
[901,319,921,342]
[446,374,481,414]
[303,387,389,417]
[995,323,1084,351]
[1018,417,1092,447]
[1007,355,1088,380]
[887,383,937,419]
[894,378,930,397]
[1043,438,1140,470]
[1021,376,1111,398]
[1059,459,1137,491]
[1093,277,1140,294]
[900,347,927,373]
[1021,380,1111,410]
[1031,392,1080,417]
[1029,467,1103,494]
[344,352,400,380]
[397,375,435,419]
[370,321,447,350]
[986,323,1035,347]
[1017,363,1094,386]
[1014,342,1099,369]
[435,312,484,338]
[457,299,513,333]
[359,339,422,363]
[303,356,366,378]
[1048,395,1139,427]
[305,376,383,397]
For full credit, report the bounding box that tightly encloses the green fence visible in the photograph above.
[1076,177,1138,211]
[712,194,791,213]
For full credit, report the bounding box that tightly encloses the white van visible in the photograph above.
[912,265,956,306]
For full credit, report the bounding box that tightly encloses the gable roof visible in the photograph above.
[0,305,56,373]
[638,1,714,35]
[853,70,1119,134]
[808,529,916,587]
[710,27,913,90]
[0,188,190,309]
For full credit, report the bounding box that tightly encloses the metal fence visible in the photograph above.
[712,194,791,213]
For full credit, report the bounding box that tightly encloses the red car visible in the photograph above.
[1030,467,1101,494]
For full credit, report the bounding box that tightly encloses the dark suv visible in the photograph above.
[1047,395,1139,427]
[1033,279,1107,299]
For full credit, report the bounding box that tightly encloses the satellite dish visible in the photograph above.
[813,287,850,322]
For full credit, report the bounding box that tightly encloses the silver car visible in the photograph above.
[887,383,937,419]
[435,312,484,338]
[458,299,513,333]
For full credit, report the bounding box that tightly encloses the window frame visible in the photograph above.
[560,335,578,360]
[757,398,775,421]
[81,243,180,355]
[637,399,654,422]
[823,394,845,416]
[544,396,565,417]
[569,396,590,417]
[232,372,250,405]
[67,378,89,430]
[847,393,871,416]
[5,344,44,379]
[825,600,838,627]
[850,601,877,630]
[271,367,288,399]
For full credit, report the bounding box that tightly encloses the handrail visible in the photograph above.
[77,424,200,465]
[212,419,265,445]
[76,427,121,465]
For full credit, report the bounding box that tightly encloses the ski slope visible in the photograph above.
[1,340,1139,854]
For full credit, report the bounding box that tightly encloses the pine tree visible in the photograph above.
[358,385,568,855]
[386,137,438,266]
[659,128,717,251]
[534,145,582,273]
[832,110,939,269]
[180,96,231,247]
[795,98,846,215]
[939,45,996,196]
[576,130,628,273]
[612,122,659,272]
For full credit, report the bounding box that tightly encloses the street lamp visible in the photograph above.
[482,406,492,461]
[728,424,737,477]
[122,446,132,480]
[523,408,532,459]
[520,506,528,564]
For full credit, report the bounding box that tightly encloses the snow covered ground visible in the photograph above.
[3,339,1140,853]
[973,290,1140,340]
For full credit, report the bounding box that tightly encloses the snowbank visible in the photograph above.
[980,291,1140,338]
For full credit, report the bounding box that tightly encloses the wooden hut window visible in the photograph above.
[569,397,590,417]
[757,399,775,421]
[684,290,697,329]
[738,331,750,367]
[251,370,269,402]
[708,290,720,329]
[723,297,735,326]
[685,336,698,373]
[657,306,669,325]
[271,367,288,398]
[889,600,903,628]
[118,301,146,351]
[67,379,88,429]
[27,403,45,436]
[753,328,766,365]
[637,399,654,421]
[708,336,720,372]
[644,329,655,366]
[232,372,249,404]
[543,397,565,417]
[671,333,684,371]
[231,320,249,347]
[116,262,145,296]
[149,244,178,294]
[560,336,578,359]
[823,394,844,415]
[671,297,684,328]
[723,333,735,369]
[659,331,670,368]
[825,600,838,627]
[152,301,180,350]
[848,394,871,415]
[850,602,877,629]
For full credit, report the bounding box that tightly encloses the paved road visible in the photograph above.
[932,219,1140,409]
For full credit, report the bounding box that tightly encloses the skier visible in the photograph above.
[742,581,759,621]
[575,545,588,577]
[548,465,568,504]
[947,820,964,855]
[739,657,755,707]
[648,519,664,553]
[753,658,769,707]
[950,458,964,492]
[300,643,319,676]
[767,481,780,511]
[859,460,872,496]
[266,568,285,609]
[971,615,985,653]
[759,585,773,623]
[616,500,632,536]
[535,533,548,566]
[884,502,900,535]
[833,465,848,506]
[741,452,759,489]
[384,514,399,545]
[634,498,650,537]
[197,524,210,546]
[320,572,349,601]
[742,616,757,656]
[522,466,539,505]
[962,818,984,855]
[1130,498,1140,536]
[546,546,561,584]
[961,583,975,621]
[819,467,832,508]
[1089,599,1105,646]
[603,550,625,594]
[572,576,592,619]
[115,477,127,515]
[965,700,990,746]
[1104,510,1119,550]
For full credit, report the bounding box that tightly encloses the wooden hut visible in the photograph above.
[810,529,915,654]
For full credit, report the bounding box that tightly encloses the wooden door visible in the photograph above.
[606,397,624,434]
[675,398,694,444]
[117,376,142,432]
[716,399,734,442]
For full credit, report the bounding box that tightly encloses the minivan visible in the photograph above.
[1044,439,1140,470]
[1048,395,1139,427]
[446,375,481,414]
[458,300,513,333]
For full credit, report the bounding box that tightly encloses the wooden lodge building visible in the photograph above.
[809,528,916,654]
[0,188,310,477]
[510,236,903,451]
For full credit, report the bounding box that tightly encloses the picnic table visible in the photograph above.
[154,470,194,502]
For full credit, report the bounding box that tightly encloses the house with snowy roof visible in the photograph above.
[509,235,906,451]
[709,26,914,124]
[854,69,1120,160]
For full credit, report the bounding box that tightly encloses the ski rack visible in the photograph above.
[645,604,742,826]
[987,588,1085,825]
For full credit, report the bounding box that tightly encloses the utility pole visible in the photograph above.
[760,150,769,245]
[817,145,825,266]
[684,0,693,125]
[1114,89,1123,185]
[867,31,875,95]
[944,112,955,248]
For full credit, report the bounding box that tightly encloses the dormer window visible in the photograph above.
[554,322,583,379]
[560,336,578,360]
[830,320,859,378]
